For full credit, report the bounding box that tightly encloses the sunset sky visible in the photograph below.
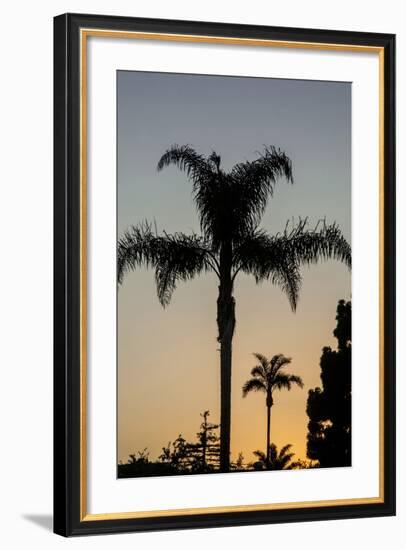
[117,70,351,466]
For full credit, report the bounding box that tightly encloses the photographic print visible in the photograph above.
[54,14,395,535]
[117,71,352,478]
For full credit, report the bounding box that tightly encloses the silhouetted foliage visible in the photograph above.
[242,353,303,467]
[306,300,352,467]
[117,410,315,477]
[250,444,299,471]
[159,434,190,473]
[231,452,246,471]
[291,458,318,470]
[118,144,352,472]
[159,411,220,473]
[118,411,220,478]
[118,448,177,477]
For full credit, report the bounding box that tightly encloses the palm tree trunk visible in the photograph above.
[217,241,235,473]
[266,405,271,469]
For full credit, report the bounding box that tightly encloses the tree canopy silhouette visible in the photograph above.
[118,144,352,472]
[306,299,351,467]
[242,353,303,468]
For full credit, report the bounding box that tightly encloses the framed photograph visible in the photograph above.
[54,13,395,536]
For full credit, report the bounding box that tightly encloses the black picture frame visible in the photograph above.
[54,12,396,536]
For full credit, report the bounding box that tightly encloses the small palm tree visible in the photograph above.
[118,144,351,472]
[252,443,297,470]
[243,353,303,469]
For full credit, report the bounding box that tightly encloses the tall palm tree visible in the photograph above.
[252,443,298,470]
[118,144,351,472]
[242,353,303,468]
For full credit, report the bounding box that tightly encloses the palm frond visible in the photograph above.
[157,145,295,250]
[287,374,304,388]
[234,218,350,311]
[117,222,213,307]
[252,444,297,470]
[228,146,293,243]
[270,354,292,375]
[233,230,302,311]
[157,144,224,246]
[272,373,304,391]
[276,218,351,270]
[267,443,296,469]
[253,352,270,370]
[242,378,266,397]
[253,450,266,462]
[279,444,293,457]
[279,453,295,468]
[117,222,161,283]
[272,373,294,391]
[250,365,266,379]
[154,232,213,307]
[157,144,211,186]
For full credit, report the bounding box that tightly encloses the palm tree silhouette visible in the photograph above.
[243,353,303,468]
[118,144,351,472]
[252,443,297,470]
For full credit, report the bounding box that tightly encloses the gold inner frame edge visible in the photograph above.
[79,28,385,522]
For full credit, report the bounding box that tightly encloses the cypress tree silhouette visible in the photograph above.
[306,300,352,467]
[118,144,352,472]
